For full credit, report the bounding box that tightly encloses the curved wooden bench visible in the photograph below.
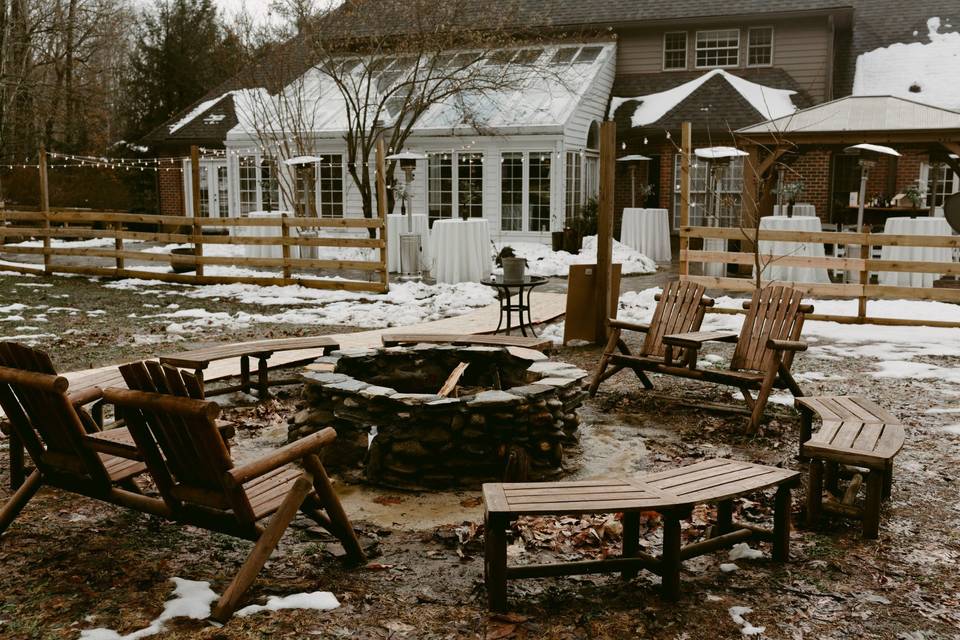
[482,458,799,610]
[795,395,899,450]
[381,333,553,353]
[802,420,905,539]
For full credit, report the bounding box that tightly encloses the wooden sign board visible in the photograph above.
[562,263,622,345]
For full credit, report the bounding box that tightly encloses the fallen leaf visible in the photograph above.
[460,496,483,508]
[373,495,404,506]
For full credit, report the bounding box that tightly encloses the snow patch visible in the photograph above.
[729,543,763,561]
[729,606,765,636]
[495,235,656,278]
[853,17,960,110]
[236,591,340,616]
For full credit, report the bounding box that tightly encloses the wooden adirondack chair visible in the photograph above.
[104,387,367,621]
[657,284,812,433]
[0,366,166,538]
[588,281,714,396]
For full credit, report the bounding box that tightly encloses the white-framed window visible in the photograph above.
[529,152,552,232]
[695,29,740,69]
[565,151,582,222]
[458,152,484,218]
[747,27,774,67]
[584,152,599,201]
[318,154,344,218]
[663,32,688,70]
[501,152,524,231]
[673,154,743,228]
[920,162,960,207]
[238,155,258,215]
[428,154,453,225]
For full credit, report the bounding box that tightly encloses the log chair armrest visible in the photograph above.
[767,338,808,352]
[68,386,103,408]
[701,296,715,307]
[607,319,651,333]
[225,427,337,488]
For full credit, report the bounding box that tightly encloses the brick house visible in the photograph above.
[146,0,960,243]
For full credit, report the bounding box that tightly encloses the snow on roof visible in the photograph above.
[853,17,960,111]
[608,69,797,127]
[226,43,615,140]
[168,93,235,134]
[737,95,960,135]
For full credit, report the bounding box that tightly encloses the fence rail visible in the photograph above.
[0,209,388,293]
[680,225,960,327]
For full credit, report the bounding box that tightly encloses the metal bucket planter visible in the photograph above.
[501,257,526,282]
[170,247,198,273]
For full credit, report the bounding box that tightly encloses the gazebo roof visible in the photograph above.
[736,95,960,140]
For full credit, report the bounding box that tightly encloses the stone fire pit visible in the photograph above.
[289,344,588,489]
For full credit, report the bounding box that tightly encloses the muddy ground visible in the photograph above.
[0,273,959,639]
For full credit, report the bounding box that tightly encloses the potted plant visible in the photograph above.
[774,181,805,217]
[565,196,599,252]
[903,184,923,210]
[497,246,526,282]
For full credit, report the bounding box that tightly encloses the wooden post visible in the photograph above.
[858,225,870,322]
[375,136,388,291]
[741,145,761,262]
[189,145,204,278]
[679,122,692,278]
[594,120,616,344]
[38,146,51,274]
[114,221,124,274]
[280,214,291,281]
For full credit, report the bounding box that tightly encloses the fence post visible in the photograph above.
[281,214,292,281]
[190,145,204,278]
[375,136,388,291]
[594,120,616,344]
[38,146,51,274]
[679,122,691,278]
[114,220,124,274]
[858,225,871,322]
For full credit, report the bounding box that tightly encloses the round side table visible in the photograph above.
[480,276,548,337]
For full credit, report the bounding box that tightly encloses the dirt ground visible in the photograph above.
[0,273,959,639]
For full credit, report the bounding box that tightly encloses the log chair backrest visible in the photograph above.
[0,343,111,485]
[106,388,256,523]
[730,285,811,373]
[119,361,204,399]
[640,281,713,358]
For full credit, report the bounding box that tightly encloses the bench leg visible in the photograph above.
[193,368,205,395]
[798,409,813,461]
[883,462,893,500]
[660,513,682,601]
[773,485,791,562]
[588,329,620,397]
[240,356,251,393]
[9,432,24,491]
[824,462,839,495]
[258,358,269,398]
[485,513,509,612]
[862,471,884,539]
[714,500,733,537]
[621,511,640,579]
[806,459,823,529]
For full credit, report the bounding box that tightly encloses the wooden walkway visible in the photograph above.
[61,292,568,393]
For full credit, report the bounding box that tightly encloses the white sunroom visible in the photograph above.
[180,41,617,245]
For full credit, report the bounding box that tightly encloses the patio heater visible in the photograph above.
[695,147,748,277]
[842,144,901,282]
[616,154,651,208]
[386,150,428,280]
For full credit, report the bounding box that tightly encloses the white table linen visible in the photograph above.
[620,208,671,261]
[772,203,816,217]
[429,218,492,284]
[387,213,431,272]
[878,217,954,288]
[242,212,284,259]
[755,215,830,284]
[703,237,727,277]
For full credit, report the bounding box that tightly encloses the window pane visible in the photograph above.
[927,164,957,207]
[428,154,453,225]
[198,167,210,217]
[217,166,229,217]
[319,155,344,218]
[501,152,523,231]
[696,29,740,68]
[529,152,552,232]
[663,32,687,70]
[673,154,743,228]
[748,27,773,66]
[238,155,258,216]
[295,164,317,216]
[457,153,484,219]
[260,158,280,211]
[565,152,582,223]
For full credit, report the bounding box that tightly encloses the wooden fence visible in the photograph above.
[680,225,960,328]
[0,209,388,293]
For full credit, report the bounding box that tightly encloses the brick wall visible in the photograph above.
[895,150,925,193]
[785,149,831,219]
[158,159,186,217]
